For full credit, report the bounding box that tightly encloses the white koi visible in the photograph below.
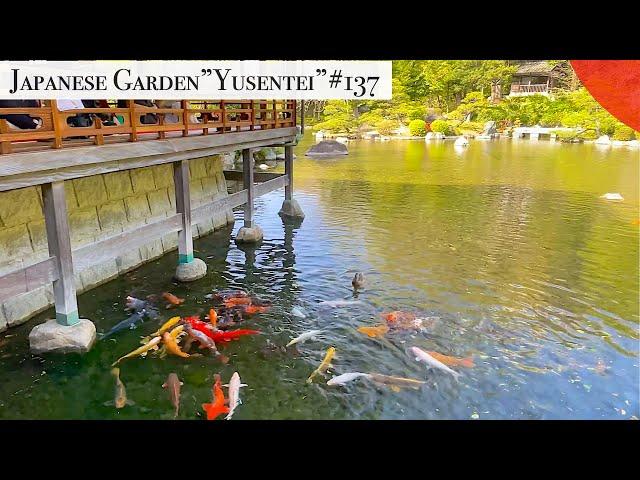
[286,329,324,347]
[411,346,461,379]
[223,372,247,420]
[327,372,370,386]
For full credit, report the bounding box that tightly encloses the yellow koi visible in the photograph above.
[141,317,182,344]
[307,347,336,384]
[112,336,161,366]
[153,317,181,336]
[168,324,185,341]
[162,332,190,358]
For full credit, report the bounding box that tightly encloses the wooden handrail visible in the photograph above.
[0,99,297,155]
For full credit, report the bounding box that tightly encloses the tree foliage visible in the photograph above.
[313,61,633,138]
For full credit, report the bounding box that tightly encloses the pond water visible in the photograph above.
[0,134,638,420]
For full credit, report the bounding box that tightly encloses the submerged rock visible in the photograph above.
[29,319,96,354]
[305,140,349,157]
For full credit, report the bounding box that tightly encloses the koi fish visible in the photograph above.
[327,372,369,386]
[112,336,161,366]
[383,311,416,324]
[243,305,269,314]
[208,309,218,329]
[107,367,134,408]
[168,324,185,341]
[162,373,182,418]
[411,346,460,379]
[202,374,230,420]
[99,312,146,340]
[151,316,182,337]
[319,299,364,308]
[224,296,252,308]
[307,347,336,383]
[163,292,185,308]
[184,323,219,356]
[162,332,190,358]
[367,373,426,391]
[143,317,182,344]
[184,316,215,338]
[125,296,160,320]
[291,306,307,319]
[223,372,247,420]
[125,296,148,312]
[357,324,389,338]
[286,329,324,347]
[632,219,640,226]
[426,351,474,368]
[209,329,261,343]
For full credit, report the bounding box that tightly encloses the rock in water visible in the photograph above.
[595,135,612,145]
[601,193,624,201]
[482,121,497,136]
[454,136,469,147]
[425,132,445,141]
[305,140,349,157]
[29,319,96,354]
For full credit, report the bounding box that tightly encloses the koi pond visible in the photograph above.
[0,134,638,419]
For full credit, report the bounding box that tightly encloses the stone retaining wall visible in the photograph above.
[0,155,234,332]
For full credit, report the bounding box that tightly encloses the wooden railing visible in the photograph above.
[510,84,549,94]
[0,99,296,155]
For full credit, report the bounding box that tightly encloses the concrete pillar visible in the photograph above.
[173,160,207,281]
[279,144,305,220]
[29,181,96,354]
[236,148,263,244]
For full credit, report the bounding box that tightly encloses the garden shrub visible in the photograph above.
[408,119,427,136]
[430,119,452,135]
[377,119,399,135]
[612,124,635,141]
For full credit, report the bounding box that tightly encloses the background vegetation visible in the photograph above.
[304,61,638,140]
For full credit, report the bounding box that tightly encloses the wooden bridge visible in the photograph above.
[0,100,302,349]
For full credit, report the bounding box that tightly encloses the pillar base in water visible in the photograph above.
[279,199,305,219]
[235,225,264,244]
[29,318,96,354]
[175,257,207,282]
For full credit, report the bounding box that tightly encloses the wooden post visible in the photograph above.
[0,119,12,154]
[242,148,255,228]
[50,100,63,149]
[173,160,194,264]
[94,116,104,146]
[128,100,138,142]
[42,181,79,326]
[284,144,293,201]
[181,100,190,137]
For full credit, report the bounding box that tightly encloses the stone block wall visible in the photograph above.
[0,155,234,332]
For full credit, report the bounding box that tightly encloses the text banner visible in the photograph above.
[0,61,392,100]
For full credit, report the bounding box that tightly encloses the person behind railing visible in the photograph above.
[154,100,180,124]
[0,100,42,130]
[81,100,119,126]
[117,100,159,125]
